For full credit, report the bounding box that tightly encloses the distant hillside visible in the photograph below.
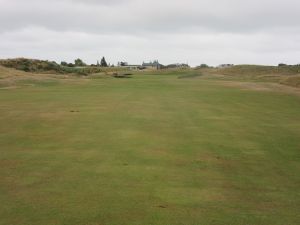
[206,65,300,88]
[215,65,300,76]
[280,75,300,88]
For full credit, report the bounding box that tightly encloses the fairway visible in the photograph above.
[0,74,300,225]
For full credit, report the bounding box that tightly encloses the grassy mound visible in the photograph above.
[280,75,300,87]
[0,65,30,78]
[216,65,300,76]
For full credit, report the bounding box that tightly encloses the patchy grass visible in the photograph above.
[178,72,203,79]
[214,65,300,76]
[280,75,300,88]
[0,71,300,225]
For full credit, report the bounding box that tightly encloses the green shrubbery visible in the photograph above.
[0,58,64,73]
[0,58,127,75]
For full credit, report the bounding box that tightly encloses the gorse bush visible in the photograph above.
[0,58,64,73]
[0,58,130,75]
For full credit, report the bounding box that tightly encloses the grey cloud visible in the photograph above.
[68,0,130,5]
[0,0,299,66]
[0,0,299,34]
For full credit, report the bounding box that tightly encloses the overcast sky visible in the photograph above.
[0,0,299,66]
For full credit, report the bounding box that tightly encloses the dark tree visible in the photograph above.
[74,58,86,67]
[278,63,287,67]
[199,64,209,68]
[118,62,128,66]
[101,57,108,67]
[61,61,68,66]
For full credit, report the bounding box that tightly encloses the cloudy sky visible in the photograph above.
[0,0,299,66]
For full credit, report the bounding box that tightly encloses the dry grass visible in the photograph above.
[0,66,90,88]
[280,75,300,88]
[218,80,300,96]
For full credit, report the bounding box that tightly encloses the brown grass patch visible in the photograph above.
[218,80,300,96]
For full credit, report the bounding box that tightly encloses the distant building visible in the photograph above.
[117,60,163,70]
[217,64,234,68]
[118,62,143,70]
[164,63,190,69]
[118,62,128,67]
[123,65,143,70]
[142,60,162,70]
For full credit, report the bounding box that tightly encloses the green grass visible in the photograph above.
[0,73,300,225]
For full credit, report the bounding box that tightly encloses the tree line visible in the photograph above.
[61,57,109,67]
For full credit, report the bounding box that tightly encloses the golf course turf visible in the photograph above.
[0,72,300,225]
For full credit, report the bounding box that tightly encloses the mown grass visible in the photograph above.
[0,73,300,225]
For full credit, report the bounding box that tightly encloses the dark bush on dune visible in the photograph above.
[0,58,125,75]
[0,58,64,73]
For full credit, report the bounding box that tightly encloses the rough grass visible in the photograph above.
[280,75,300,87]
[215,65,300,76]
[0,71,300,225]
[197,65,300,87]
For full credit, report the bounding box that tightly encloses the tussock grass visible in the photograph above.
[216,65,300,76]
[280,75,300,87]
